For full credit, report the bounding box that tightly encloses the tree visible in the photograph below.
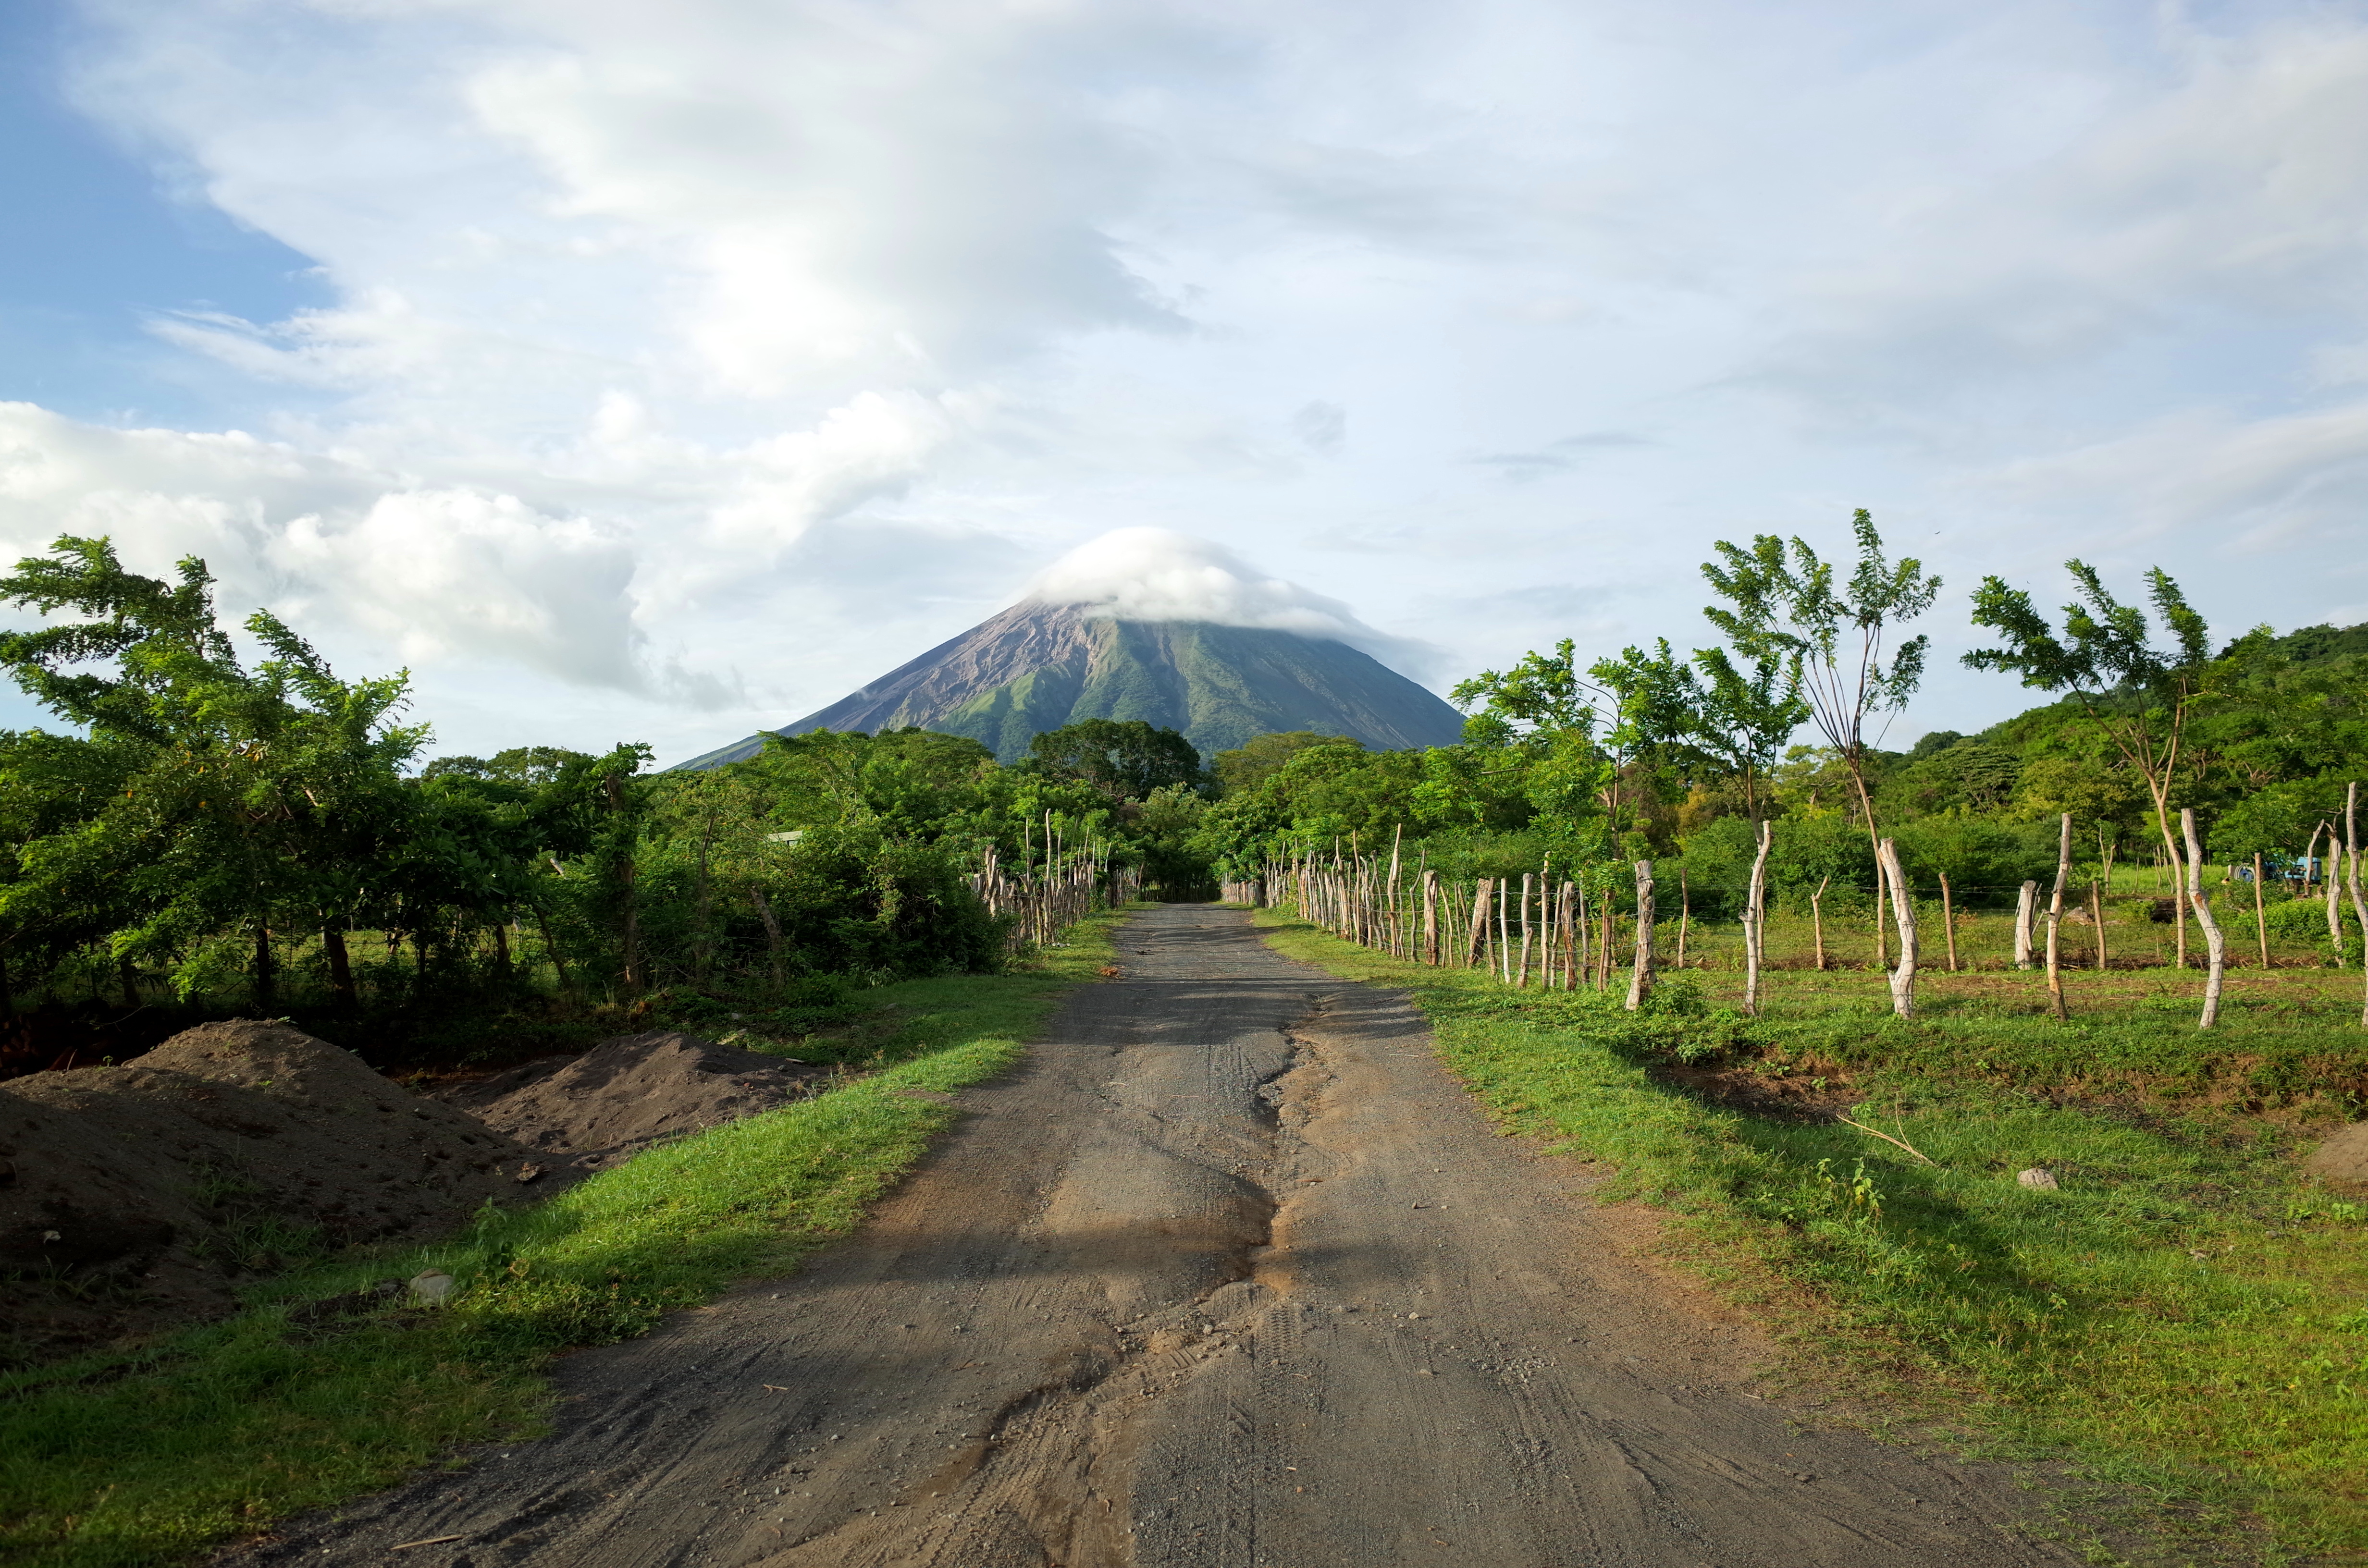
[1703,510,1938,982]
[1964,561,2227,1022]
[1702,510,1938,835]
[0,537,428,1004]
[1211,731,1345,796]
[1025,719,1204,802]
[1453,639,1617,833]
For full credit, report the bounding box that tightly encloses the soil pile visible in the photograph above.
[437,1030,824,1169]
[0,1020,540,1359]
[2304,1120,2368,1188]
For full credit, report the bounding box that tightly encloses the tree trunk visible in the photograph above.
[1465,881,1491,968]
[2347,784,2368,1028]
[493,918,512,978]
[2325,821,2347,965]
[2252,853,2270,970]
[2045,815,2072,1021]
[532,904,571,993]
[1560,881,1578,989]
[254,924,276,1011]
[1497,880,1512,982]
[1517,873,1533,988]
[2182,809,2226,1029]
[2090,880,2108,971]
[1676,871,1690,969]
[1743,820,1772,1016]
[1811,876,1828,971]
[323,925,357,1011]
[1625,860,1656,1011]
[1877,838,1917,1018]
[1939,871,1958,973]
[2014,880,2037,969]
[750,887,786,987]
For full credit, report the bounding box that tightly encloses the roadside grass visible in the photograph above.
[0,910,1129,1568]
[1250,908,2368,1565]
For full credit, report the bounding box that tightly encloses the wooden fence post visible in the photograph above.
[2183,808,2227,1029]
[1626,861,1656,1010]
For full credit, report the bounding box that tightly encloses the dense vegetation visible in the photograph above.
[0,539,1208,1073]
[2,516,2362,1072]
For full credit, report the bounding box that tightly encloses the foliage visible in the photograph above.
[1023,718,1205,802]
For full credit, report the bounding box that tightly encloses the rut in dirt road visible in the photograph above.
[246,906,2075,1568]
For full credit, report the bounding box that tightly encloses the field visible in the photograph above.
[1250,903,2368,1566]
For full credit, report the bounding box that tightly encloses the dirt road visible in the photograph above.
[253,906,2072,1567]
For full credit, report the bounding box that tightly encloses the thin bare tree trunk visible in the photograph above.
[1626,861,1656,1011]
[1743,820,1772,1016]
[2182,808,2226,1029]
[1939,871,1959,972]
[2348,784,2368,1027]
[1498,880,1512,982]
[2045,815,2072,1021]
[1465,881,1491,968]
[2253,852,2270,970]
[2014,880,2037,970]
[1422,870,1440,966]
[750,888,786,988]
[2172,840,2190,968]
[323,925,356,1010]
[1877,839,1917,1017]
[1517,873,1533,988]
[2324,821,2347,965]
[1676,870,1690,969]
[2090,880,2108,971]
[254,924,275,1012]
[1811,876,1829,971]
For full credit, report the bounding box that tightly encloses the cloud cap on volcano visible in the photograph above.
[1021,527,1404,657]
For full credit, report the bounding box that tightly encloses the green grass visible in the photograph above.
[1250,907,2368,1565]
[0,910,1129,1568]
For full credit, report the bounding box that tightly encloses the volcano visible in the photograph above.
[673,600,1467,768]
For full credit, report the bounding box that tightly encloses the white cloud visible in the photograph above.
[11,0,2368,760]
[1020,527,1436,672]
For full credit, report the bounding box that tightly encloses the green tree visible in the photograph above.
[0,537,428,1004]
[1025,719,1204,802]
[1702,509,1938,835]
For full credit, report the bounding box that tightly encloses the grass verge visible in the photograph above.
[1249,908,2368,1566]
[0,909,1129,1568]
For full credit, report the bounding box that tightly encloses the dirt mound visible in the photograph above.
[0,1020,541,1360]
[437,1030,824,1169]
[2304,1120,2368,1189]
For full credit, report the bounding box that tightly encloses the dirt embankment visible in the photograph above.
[432,1030,826,1171]
[1,1023,824,1361]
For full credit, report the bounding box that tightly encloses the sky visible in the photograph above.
[2,0,2365,765]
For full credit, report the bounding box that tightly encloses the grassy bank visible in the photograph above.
[1250,908,2368,1565]
[0,910,1128,1568]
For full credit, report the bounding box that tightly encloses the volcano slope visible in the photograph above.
[249,906,2072,1568]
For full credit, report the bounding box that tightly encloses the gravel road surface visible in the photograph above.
[245,905,2072,1568]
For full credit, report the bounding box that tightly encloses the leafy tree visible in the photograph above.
[1452,639,1617,832]
[1211,731,1342,796]
[0,537,428,1004]
[1963,561,2215,883]
[1702,509,1938,836]
[1024,719,1204,802]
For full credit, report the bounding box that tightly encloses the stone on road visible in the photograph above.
[247,906,2072,1567]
